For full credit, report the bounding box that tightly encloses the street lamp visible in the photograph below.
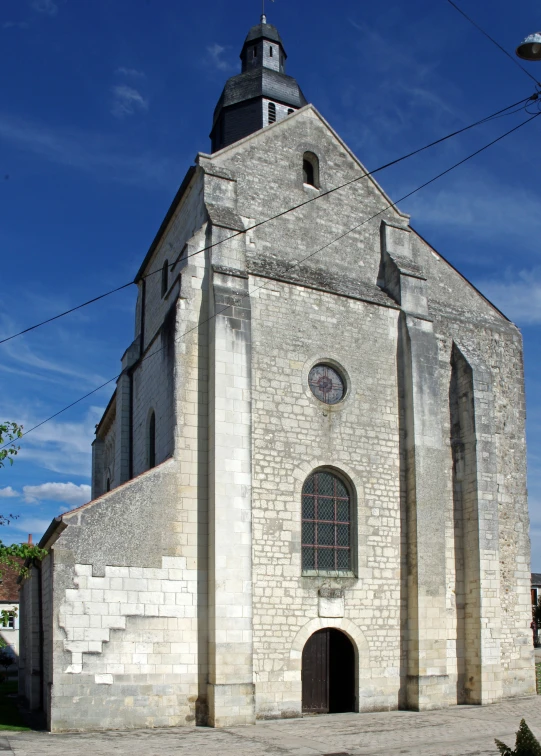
[516,31,541,61]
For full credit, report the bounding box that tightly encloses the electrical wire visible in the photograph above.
[446,0,541,88]
[0,93,536,347]
[3,111,539,452]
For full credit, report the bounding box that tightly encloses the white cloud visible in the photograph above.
[20,415,99,477]
[0,326,109,388]
[0,113,175,187]
[111,85,148,118]
[206,44,234,72]
[31,0,59,17]
[11,517,54,537]
[23,482,90,506]
[0,487,18,499]
[474,268,541,325]
[407,174,541,253]
[115,67,145,79]
[0,402,102,477]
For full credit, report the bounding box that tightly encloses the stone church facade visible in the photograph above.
[19,17,535,732]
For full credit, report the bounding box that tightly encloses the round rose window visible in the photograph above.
[308,364,345,405]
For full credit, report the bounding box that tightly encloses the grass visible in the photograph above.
[536,663,541,696]
[0,680,31,731]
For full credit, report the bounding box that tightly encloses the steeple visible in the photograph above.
[210,17,307,153]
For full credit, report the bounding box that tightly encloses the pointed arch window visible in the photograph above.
[148,411,156,469]
[302,470,351,572]
[303,152,320,188]
[161,260,169,297]
[268,102,276,124]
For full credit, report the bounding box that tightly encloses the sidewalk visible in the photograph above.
[3,696,541,756]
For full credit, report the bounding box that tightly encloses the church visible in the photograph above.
[18,15,535,732]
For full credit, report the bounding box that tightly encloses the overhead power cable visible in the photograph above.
[0,93,537,348]
[446,0,541,87]
[3,111,539,452]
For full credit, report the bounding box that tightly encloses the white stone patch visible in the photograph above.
[318,588,345,618]
[59,557,195,673]
[95,674,113,685]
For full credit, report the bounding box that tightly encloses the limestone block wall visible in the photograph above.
[131,322,175,477]
[208,108,534,712]
[249,278,402,717]
[92,169,207,494]
[213,107,408,290]
[417,231,535,702]
[140,172,205,351]
[48,460,206,732]
[59,558,197,671]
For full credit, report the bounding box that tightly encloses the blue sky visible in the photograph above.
[1,0,540,567]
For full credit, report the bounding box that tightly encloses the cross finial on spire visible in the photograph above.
[261,0,274,23]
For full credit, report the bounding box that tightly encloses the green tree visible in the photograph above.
[495,719,541,755]
[0,421,47,584]
[0,422,22,469]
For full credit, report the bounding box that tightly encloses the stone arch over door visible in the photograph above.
[289,617,369,714]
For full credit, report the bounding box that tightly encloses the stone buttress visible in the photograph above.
[201,158,255,726]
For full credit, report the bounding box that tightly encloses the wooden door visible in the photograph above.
[302,629,330,713]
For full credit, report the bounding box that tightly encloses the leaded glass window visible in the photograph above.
[302,470,351,572]
[308,364,345,405]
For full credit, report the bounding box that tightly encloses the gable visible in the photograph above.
[205,106,407,305]
[207,105,511,326]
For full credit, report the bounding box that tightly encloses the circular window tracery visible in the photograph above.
[308,364,345,405]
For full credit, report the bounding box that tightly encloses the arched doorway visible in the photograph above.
[302,628,355,714]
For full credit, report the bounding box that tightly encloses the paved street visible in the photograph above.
[1,697,540,756]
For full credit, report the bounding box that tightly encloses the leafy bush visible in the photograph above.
[0,650,12,673]
[495,719,541,755]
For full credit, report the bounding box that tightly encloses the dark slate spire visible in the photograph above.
[210,16,307,153]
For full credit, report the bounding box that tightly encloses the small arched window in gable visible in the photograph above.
[302,470,351,572]
[268,102,276,124]
[161,259,169,297]
[148,411,156,469]
[287,108,294,115]
[303,152,320,188]
[270,46,273,57]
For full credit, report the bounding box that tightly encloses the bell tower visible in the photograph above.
[210,16,307,152]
